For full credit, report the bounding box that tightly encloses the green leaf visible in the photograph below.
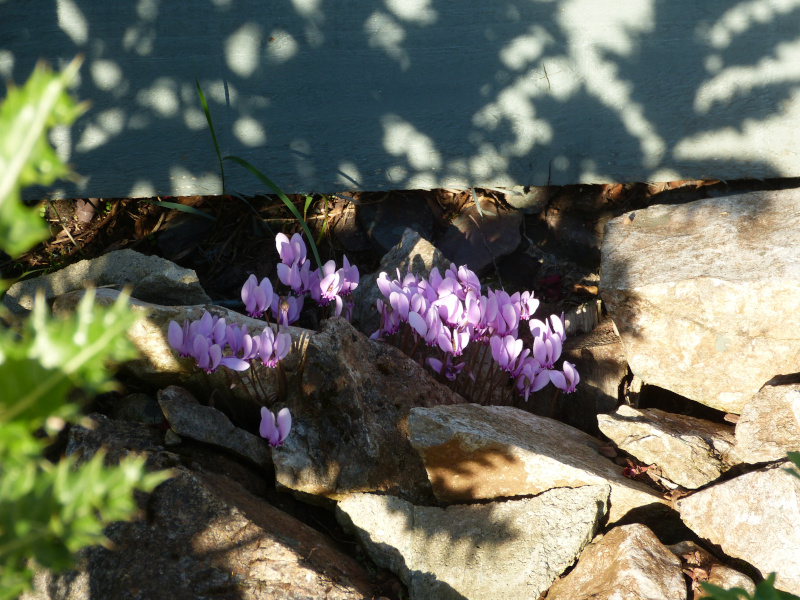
[0,288,139,427]
[195,74,225,195]
[137,198,216,221]
[786,452,800,480]
[224,155,323,269]
[0,57,88,257]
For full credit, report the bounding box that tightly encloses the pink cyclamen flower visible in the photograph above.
[549,361,580,393]
[257,327,291,368]
[275,232,307,266]
[260,407,292,447]
[191,335,222,373]
[168,319,195,357]
[490,334,525,373]
[241,274,274,318]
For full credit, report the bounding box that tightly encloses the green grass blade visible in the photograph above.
[195,76,225,196]
[224,155,323,269]
[138,199,216,221]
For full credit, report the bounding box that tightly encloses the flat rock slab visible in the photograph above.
[734,384,800,464]
[273,318,465,505]
[547,524,686,600]
[4,249,211,314]
[336,485,609,600]
[35,415,379,600]
[157,386,272,470]
[408,404,667,525]
[598,405,735,489]
[600,190,800,414]
[678,461,800,595]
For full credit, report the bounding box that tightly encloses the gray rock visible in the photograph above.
[26,415,379,600]
[357,193,434,254]
[108,393,164,425]
[408,404,667,525]
[667,540,755,598]
[157,385,272,470]
[734,384,800,464]
[503,185,552,214]
[436,198,522,276]
[274,318,466,505]
[4,249,211,314]
[598,405,735,489]
[336,485,609,600]
[600,190,800,414]
[678,461,800,595]
[351,227,450,338]
[547,524,686,600]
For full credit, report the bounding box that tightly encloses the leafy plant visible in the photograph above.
[0,58,171,598]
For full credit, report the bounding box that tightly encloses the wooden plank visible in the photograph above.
[3,0,799,198]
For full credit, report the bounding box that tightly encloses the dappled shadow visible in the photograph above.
[4,0,799,200]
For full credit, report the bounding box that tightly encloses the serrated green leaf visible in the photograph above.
[0,56,87,258]
[0,288,139,425]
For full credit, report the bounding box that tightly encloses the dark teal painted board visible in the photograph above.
[3,0,798,198]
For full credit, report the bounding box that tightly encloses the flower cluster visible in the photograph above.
[167,311,293,446]
[168,311,291,375]
[372,264,579,400]
[242,232,360,326]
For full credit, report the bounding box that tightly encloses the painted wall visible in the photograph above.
[3,0,800,198]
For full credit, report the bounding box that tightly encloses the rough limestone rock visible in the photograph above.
[734,384,800,464]
[546,524,686,600]
[27,415,379,600]
[336,485,609,600]
[51,288,310,403]
[157,386,272,470]
[667,540,755,598]
[678,461,800,595]
[408,404,667,525]
[600,191,800,414]
[598,405,735,489]
[351,228,450,338]
[273,318,465,505]
[4,249,211,314]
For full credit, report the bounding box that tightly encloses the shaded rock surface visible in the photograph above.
[273,318,465,505]
[598,405,735,489]
[408,404,667,525]
[357,193,434,254]
[27,415,380,600]
[4,249,211,314]
[678,461,800,595]
[734,384,800,464]
[667,540,755,599]
[157,385,272,470]
[547,524,686,600]
[436,198,522,276]
[336,485,609,600]
[600,191,800,414]
[351,228,450,338]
